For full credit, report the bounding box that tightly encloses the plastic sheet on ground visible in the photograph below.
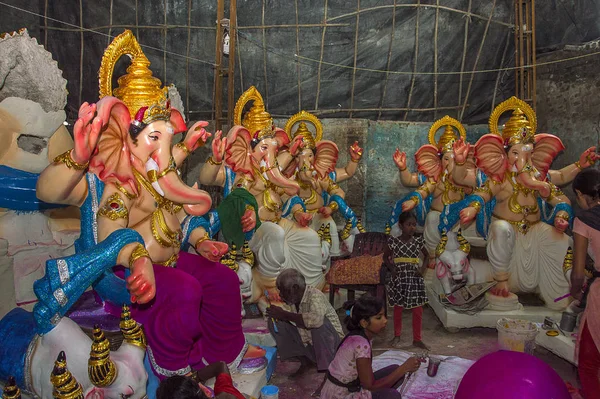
[372,350,474,399]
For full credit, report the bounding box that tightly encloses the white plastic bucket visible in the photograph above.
[496,318,539,355]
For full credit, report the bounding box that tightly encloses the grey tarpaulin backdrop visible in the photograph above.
[0,0,599,125]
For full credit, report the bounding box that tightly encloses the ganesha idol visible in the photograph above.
[387,116,475,264]
[0,29,80,318]
[31,30,265,383]
[449,97,583,310]
[199,87,328,303]
[282,111,365,260]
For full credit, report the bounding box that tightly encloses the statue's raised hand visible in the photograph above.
[211,130,228,163]
[453,139,470,166]
[73,102,103,164]
[184,121,212,153]
[197,240,229,262]
[126,257,156,304]
[579,146,599,168]
[349,141,363,162]
[393,149,407,171]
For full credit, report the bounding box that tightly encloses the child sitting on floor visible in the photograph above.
[384,211,430,350]
[156,361,245,399]
[319,295,422,399]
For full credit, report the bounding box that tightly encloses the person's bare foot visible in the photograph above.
[290,357,314,378]
[413,340,430,351]
[244,344,266,359]
[390,336,403,348]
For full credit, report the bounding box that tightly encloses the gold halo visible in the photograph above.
[488,96,537,137]
[284,110,323,143]
[427,115,466,148]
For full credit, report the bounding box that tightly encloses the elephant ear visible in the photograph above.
[169,108,187,134]
[533,133,565,180]
[225,125,253,175]
[89,96,137,194]
[415,144,442,181]
[314,140,339,179]
[273,128,291,148]
[474,134,507,183]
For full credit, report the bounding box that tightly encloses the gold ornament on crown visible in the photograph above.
[234,86,274,140]
[284,111,323,150]
[88,326,118,387]
[98,29,171,124]
[489,96,537,147]
[428,115,467,154]
[51,352,84,399]
[120,304,147,350]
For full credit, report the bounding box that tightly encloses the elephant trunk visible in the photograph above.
[153,152,212,216]
[265,152,300,194]
[516,170,551,196]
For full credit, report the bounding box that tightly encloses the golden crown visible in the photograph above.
[120,304,147,350]
[51,352,84,399]
[489,97,537,146]
[88,326,118,387]
[428,115,467,154]
[234,86,274,140]
[284,111,323,150]
[99,30,170,124]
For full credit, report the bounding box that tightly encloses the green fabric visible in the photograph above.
[216,188,261,248]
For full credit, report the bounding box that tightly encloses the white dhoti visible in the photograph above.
[423,210,442,258]
[310,213,341,257]
[487,218,571,310]
[249,218,325,289]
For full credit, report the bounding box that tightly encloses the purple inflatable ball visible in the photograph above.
[454,350,571,399]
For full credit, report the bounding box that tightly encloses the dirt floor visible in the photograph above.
[270,305,580,398]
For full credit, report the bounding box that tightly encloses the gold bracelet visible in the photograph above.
[409,195,419,204]
[207,156,223,166]
[53,149,89,170]
[329,202,339,212]
[350,157,360,163]
[575,161,583,170]
[129,243,150,269]
[455,159,466,166]
[469,201,482,213]
[292,208,304,218]
[175,142,191,156]
[399,166,407,171]
[195,232,210,248]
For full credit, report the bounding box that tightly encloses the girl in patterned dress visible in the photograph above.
[320,295,422,399]
[383,211,430,350]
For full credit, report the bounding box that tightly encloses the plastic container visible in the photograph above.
[427,357,441,377]
[260,385,279,399]
[496,318,539,355]
[559,312,577,332]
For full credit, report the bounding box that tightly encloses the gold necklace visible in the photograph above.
[133,169,182,214]
[441,174,464,205]
[507,172,538,216]
[150,209,182,248]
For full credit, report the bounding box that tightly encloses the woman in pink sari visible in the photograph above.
[572,168,600,398]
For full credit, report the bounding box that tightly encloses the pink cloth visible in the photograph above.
[573,218,600,361]
[320,335,372,399]
[131,251,246,379]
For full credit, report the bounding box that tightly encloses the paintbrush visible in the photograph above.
[264,290,279,333]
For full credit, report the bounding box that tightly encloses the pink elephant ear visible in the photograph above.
[169,109,187,134]
[89,96,137,195]
[225,125,254,175]
[314,140,339,179]
[415,144,442,181]
[273,128,291,148]
[533,133,565,180]
[474,134,507,183]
